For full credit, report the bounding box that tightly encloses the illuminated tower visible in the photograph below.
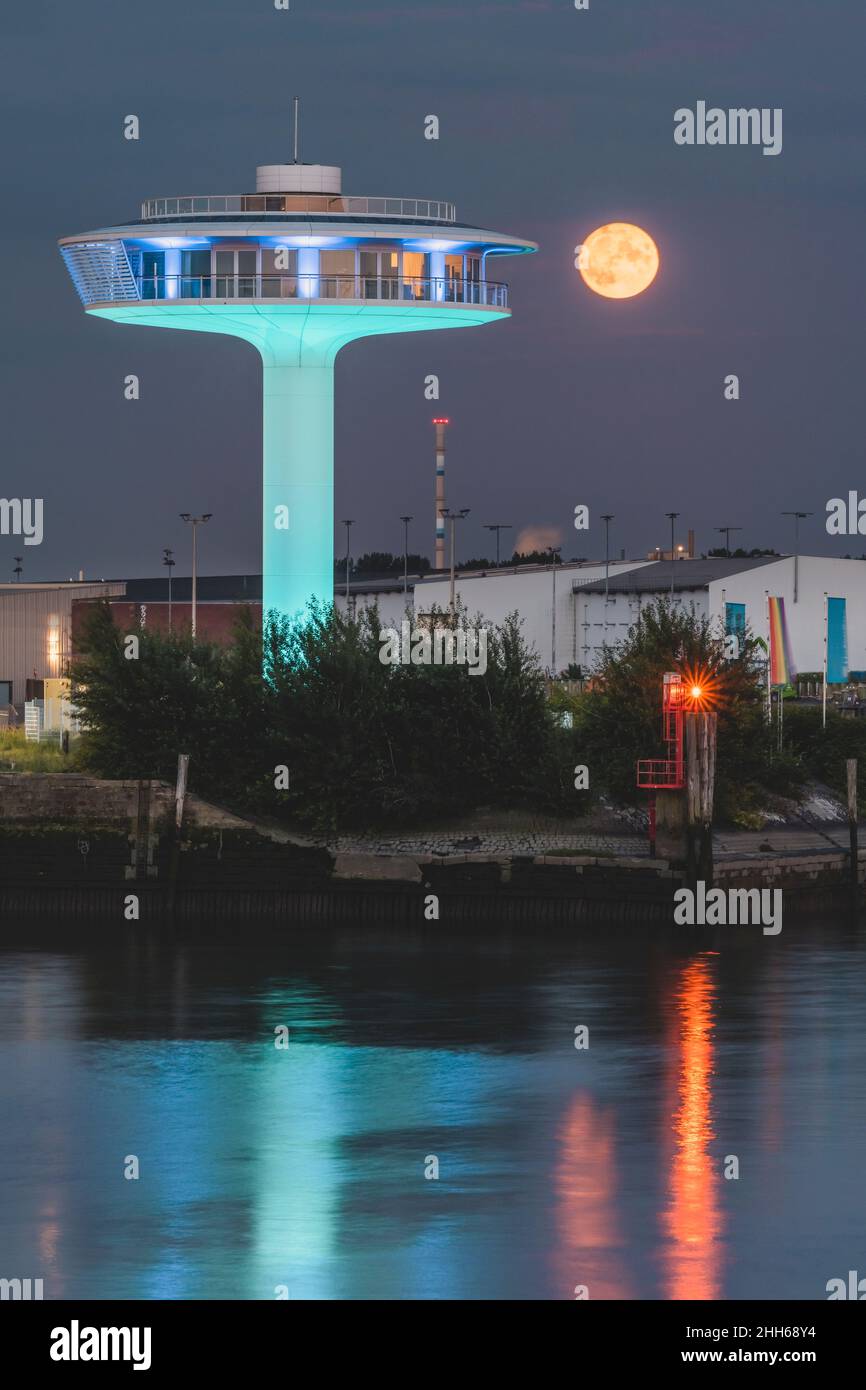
[59,150,535,624]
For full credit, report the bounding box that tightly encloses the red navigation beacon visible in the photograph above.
[636,671,686,790]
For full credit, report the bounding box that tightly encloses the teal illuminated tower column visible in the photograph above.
[262,351,335,621]
[89,302,505,622]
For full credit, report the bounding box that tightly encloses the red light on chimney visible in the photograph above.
[432,417,450,424]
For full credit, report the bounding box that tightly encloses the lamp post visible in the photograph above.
[484,522,512,567]
[341,519,354,609]
[440,508,469,615]
[665,511,680,597]
[600,513,614,600]
[716,525,741,557]
[782,511,812,603]
[163,547,175,633]
[549,544,562,675]
[399,515,413,599]
[179,513,211,640]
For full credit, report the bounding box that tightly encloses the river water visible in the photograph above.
[1,915,864,1300]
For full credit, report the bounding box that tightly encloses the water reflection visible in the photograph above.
[555,1095,633,1299]
[0,920,865,1299]
[662,954,723,1300]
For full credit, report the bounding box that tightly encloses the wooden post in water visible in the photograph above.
[175,754,190,832]
[847,758,858,893]
[686,712,717,888]
[169,753,190,921]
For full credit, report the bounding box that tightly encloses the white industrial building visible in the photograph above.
[413,555,866,677]
[414,559,649,672]
[3,556,864,709]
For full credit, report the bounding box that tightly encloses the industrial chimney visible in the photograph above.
[433,418,448,570]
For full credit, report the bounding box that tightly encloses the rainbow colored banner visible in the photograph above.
[768,596,795,686]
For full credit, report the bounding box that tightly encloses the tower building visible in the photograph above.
[59,146,536,623]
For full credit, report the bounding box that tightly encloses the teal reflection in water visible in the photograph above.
[1,919,865,1300]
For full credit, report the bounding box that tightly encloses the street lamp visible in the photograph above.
[716,525,742,558]
[179,513,211,640]
[782,511,812,603]
[665,511,680,597]
[484,522,512,567]
[341,519,354,608]
[600,513,614,600]
[399,515,413,599]
[439,508,470,615]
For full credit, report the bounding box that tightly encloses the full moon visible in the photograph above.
[577,223,660,299]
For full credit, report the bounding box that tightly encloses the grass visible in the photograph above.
[0,728,80,772]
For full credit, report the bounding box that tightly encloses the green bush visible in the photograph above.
[0,728,80,773]
[782,704,866,807]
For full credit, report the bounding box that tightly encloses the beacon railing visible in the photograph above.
[131,274,508,307]
[140,194,457,222]
[635,757,685,789]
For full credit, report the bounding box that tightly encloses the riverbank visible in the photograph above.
[1,773,864,924]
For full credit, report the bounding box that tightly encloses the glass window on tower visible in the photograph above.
[214,249,234,297]
[360,251,378,298]
[140,250,164,300]
[236,249,256,297]
[445,253,463,302]
[466,254,481,303]
[402,251,428,300]
[381,250,399,299]
[261,247,298,297]
[182,249,210,298]
[320,250,357,298]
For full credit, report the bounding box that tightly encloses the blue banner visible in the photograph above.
[827,597,848,684]
[725,602,746,637]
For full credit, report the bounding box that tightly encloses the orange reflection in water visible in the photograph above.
[663,955,724,1300]
[554,1094,633,1299]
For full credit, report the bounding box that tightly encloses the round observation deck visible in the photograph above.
[59,159,535,311]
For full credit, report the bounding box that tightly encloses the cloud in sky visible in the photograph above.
[515,525,563,555]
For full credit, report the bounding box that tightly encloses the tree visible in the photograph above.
[71,599,591,832]
[705,547,781,559]
[70,602,266,803]
[351,552,431,576]
[263,602,564,830]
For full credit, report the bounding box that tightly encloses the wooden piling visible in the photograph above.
[168,754,190,920]
[686,711,717,888]
[847,758,858,893]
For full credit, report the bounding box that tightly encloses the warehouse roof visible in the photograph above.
[123,573,407,601]
[573,556,783,595]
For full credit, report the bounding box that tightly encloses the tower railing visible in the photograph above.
[140,194,457,222]
[132,274,508,307]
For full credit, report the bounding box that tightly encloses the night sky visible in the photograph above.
[2,0,864,581]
